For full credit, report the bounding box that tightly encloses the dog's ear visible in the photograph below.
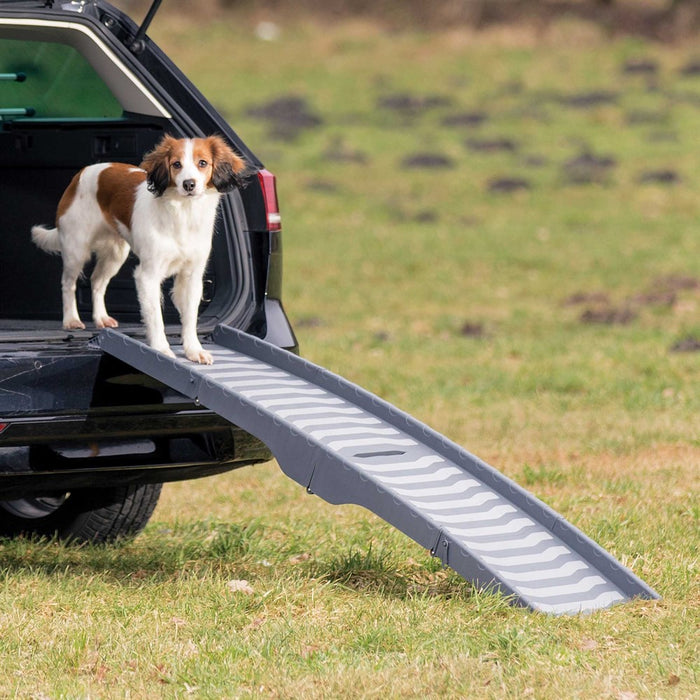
[140,135,175,197]
[206,136,248,193]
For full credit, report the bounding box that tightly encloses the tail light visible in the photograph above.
[257,169,282,232]
[0,423,7,434]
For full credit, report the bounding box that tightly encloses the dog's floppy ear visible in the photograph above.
[140,135,175,197]
[206,136,248,193]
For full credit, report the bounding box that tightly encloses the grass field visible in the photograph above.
[1,9,699,699]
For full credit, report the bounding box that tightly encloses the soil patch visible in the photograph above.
[322,138,368,164]
[306,179,339,193]
[245,95,323,140]
[560,91,619,109]
[561,151,617,185]
[646,274,699,295]
[401,153,455,169]
[631,275,700,310]
[630,289,677,308]
[670,336,700,353]
[465,138,518,153]
[442,112,488,128]
[626,110,669,126]
[565,291,637,325]
[487,177,531,193]
[294,316,326,329]
[637,169,680,185]
[412,210,439,223]
[522,155,550,168]
[377,93,452,118]
[563,291,611,307]
[679,59,700,76]
[569,275,698,325]
[460,321,486,338]
[579,306,637,325]
[621,58,659,76]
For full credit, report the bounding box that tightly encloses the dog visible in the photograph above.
[31,135,246,364]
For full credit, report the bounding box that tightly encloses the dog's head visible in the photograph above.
[140,135,247,198]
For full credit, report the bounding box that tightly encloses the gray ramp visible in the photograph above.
[96,325,659,614]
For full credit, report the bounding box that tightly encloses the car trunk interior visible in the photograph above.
[0,119,236,343]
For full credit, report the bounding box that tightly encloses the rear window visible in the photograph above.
[0,38,122,119]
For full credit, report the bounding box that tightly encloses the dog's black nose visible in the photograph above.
[183,179,196,193]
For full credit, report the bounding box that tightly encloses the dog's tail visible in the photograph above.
[31,225,62,255]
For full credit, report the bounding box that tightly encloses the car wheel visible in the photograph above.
[0,483,162,544]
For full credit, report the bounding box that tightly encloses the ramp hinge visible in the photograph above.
[305,463,317,495]
[430,531,449,567]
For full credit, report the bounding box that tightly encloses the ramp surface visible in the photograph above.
[97,326,658,614]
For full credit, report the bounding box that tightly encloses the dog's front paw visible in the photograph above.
[63,318,86,331]
[153,344,176,359]
[185,347,214,365]
[95,315,119,329]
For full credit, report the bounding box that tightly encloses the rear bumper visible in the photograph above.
[0,446,269,500]
[0,347,274,498]
[0,411,273,498]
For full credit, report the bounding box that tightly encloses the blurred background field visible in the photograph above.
[1,1,698,697]
[144,0,700,454]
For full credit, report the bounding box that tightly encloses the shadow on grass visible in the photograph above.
[0,522,517,611]
[0,522,508,607]
[0,519,268,584]
[308,543,502,605]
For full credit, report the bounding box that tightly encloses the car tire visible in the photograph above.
[0,483,162,544]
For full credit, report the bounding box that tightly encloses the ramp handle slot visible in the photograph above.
[354,450,406,459]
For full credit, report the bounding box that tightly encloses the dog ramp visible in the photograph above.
[97,325,659,614]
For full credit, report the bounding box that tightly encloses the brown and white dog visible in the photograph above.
[31,135,246,364]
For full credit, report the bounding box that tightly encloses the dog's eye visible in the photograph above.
[171,161,182,170]
[198,159,208,168]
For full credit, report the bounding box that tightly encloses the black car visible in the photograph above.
[0,0,296,542]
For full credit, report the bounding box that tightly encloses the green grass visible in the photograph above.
[1,10,699,698]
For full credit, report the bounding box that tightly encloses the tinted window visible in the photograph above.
[0,38,122,119]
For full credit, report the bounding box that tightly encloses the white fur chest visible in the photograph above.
[130,185,221,275]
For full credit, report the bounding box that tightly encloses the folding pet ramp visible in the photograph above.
[97,326,659,615]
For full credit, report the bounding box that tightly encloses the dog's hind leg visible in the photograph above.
[60,247,89,331]
[91,238,130,328]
